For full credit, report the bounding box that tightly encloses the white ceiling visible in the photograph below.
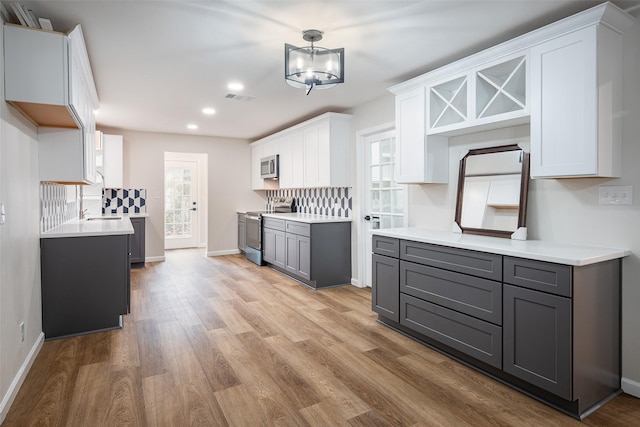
[9,1,640,140]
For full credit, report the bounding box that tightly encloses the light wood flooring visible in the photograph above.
[4,249,640,426]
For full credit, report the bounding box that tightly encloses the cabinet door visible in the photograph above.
[396,88,448,184]
[237,215,246,252]
[503,284,572,399]
[296,235,311,281]
[530,26,598,178]
[103,134,124,188]
[285,233,298,274]
[372,254,399,322]
[263,227,276,263]
[273,230,287,269]
[130,218,143,263]
[303,125,320,187]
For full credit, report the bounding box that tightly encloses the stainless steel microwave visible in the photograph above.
[260,154,279,180]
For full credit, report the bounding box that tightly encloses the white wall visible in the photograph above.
[346,15,640,395]
[100,127,266,259]
[0,29,44,421]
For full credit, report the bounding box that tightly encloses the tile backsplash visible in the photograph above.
[267,187,352,217]
[103,188,147,214]
[40,182,77,232]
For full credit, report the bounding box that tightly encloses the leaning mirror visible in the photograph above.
[454,144,530,240]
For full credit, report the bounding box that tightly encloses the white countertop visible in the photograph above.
[41,217,135,238]
[371,227,630,266]
[262,212,352,224]
[101,213,150,218]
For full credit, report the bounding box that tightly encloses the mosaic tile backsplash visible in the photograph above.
[267,187,352,217]
[40,182,77,232]
[103,188,147,214]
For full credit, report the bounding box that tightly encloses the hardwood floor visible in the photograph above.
[4,249,640,426]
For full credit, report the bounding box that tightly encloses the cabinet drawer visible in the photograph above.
[372,235,400,257]
[400,240,502,281]
[263,217,285,231]
[285,220,310,237]
[400,294,502,369]
[400,261,502,325]
[504,257,572,297]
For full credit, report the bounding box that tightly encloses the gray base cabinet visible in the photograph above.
[372,253,399,322]
[130,217,146,264]
[372,235,621,419]
[263,226,286,269]
[265,218,350,289]
[41,234,131,339]
[237,213,246,253]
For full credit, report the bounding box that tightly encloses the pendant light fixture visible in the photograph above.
[285,29,344,95]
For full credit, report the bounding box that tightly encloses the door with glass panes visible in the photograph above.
[165,160,198,249]
[363,130,406,287]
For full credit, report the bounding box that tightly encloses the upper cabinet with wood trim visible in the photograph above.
[4,24,99,184]
[389,2,635,182]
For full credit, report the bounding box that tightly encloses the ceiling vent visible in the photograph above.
[224,94,255,102]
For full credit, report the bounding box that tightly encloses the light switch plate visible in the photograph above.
[599,186,633,205]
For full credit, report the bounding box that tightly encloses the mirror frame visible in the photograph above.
[454,144,530,238]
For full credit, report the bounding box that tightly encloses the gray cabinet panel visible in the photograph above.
[264,228,285,269]
[41,235,130,339]
[400,261,502,325]
[400,293,502,368]
[400,240,502,281]
[285,220,311,237]
[285,233,298,274]
[263,217,286,231]
[503,284,572,399]
[373,236,399,258]
[237,213,246,252]
[130,217,145,264]
[504,257,572,297]
[297,235,311,280]
[372,254,400,322]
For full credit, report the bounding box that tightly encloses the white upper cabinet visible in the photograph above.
[4,23,100,184]
[278,131,304,189]
[390,2,634,182]
[396,88,448,184]
[250,113,351,190]
[102,134,124,188]
[426,51,529,136]
[530,21,630,178]
[4,24,98,129]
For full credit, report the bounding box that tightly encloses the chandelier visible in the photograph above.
[284,29,344,95]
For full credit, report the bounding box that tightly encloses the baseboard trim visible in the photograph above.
[207,249,241,257]
[622,377,640,398]
[0,332,45,423]
[350,278,365,288]
[145,256,166,263]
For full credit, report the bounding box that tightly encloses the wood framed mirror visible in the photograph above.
[454,144,530,239]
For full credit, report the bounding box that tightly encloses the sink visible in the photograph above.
[86,216,122,221]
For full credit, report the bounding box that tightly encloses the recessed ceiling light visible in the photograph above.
[228,82,244,91]
[187,124,198,130]
[202,107,216,115]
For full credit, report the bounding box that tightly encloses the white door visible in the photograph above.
[362,129,406,287]
[165,160,198,249]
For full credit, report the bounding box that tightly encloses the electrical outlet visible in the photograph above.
[0,203,5,225]
[599,186,633,205]
[20,322,25,343]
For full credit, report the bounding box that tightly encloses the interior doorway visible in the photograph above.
[357,123,407,288]
[164,152,207,250]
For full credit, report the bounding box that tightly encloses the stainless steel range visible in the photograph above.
[244,197,294,265]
